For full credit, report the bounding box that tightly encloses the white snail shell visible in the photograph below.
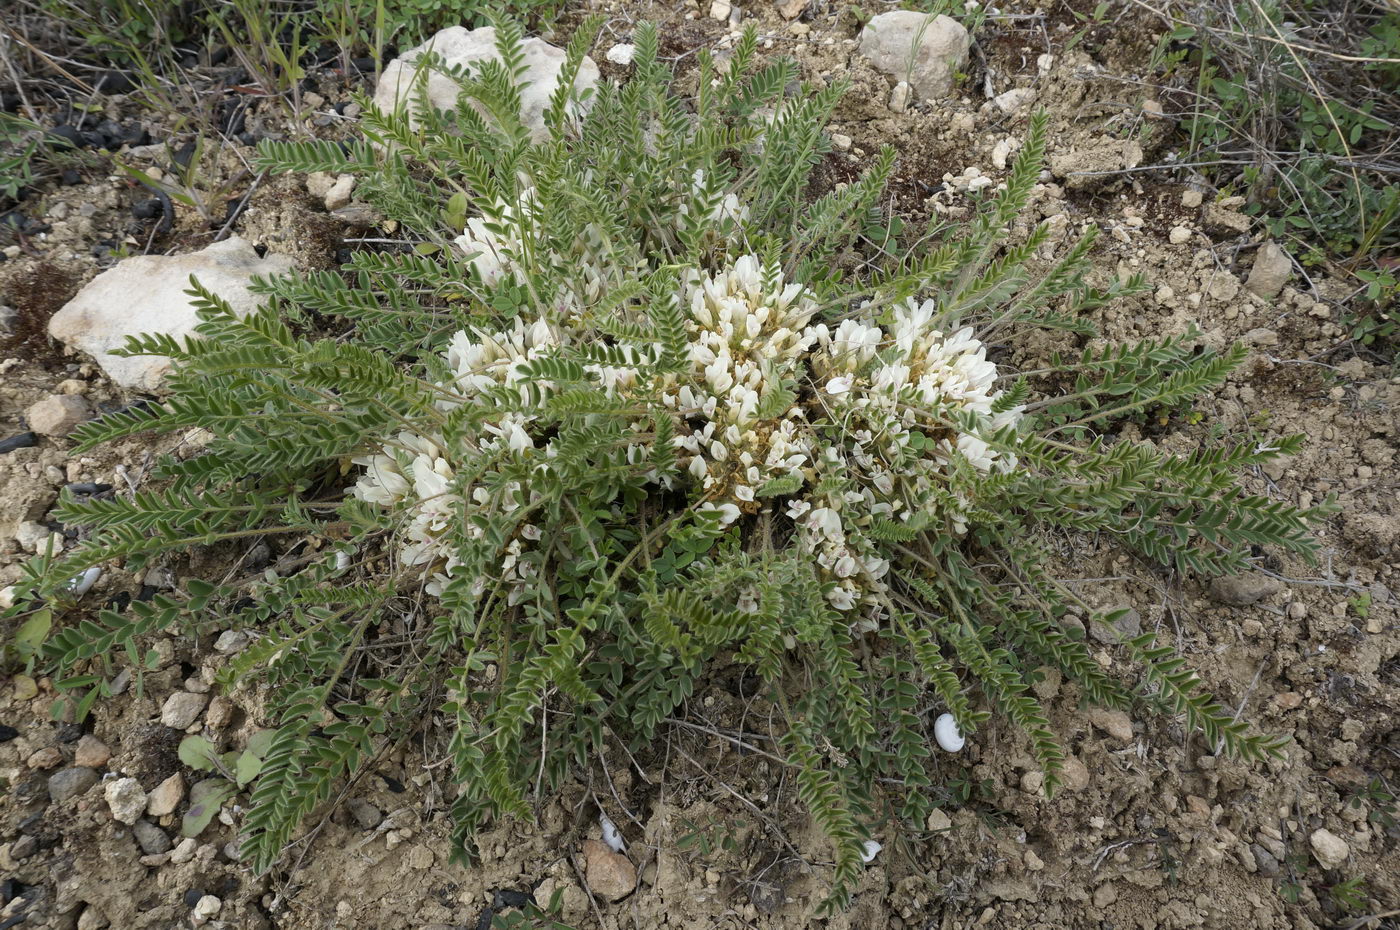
[934,713,965,752]
[861,840,883,863]
[599,813,626,853]
[67,567,103,597]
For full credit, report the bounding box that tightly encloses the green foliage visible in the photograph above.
[5,18,1332,911]
[1329,876,1368,913]
[367,0,562,44]
[0,114,40,203]
[34,0,202,61]
[1349,776,1397,832]
[1154,1,1400,271]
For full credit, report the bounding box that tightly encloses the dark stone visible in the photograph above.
[61,168,82,185]
[492,889,533,910]
[0,213,50,236]
[95,120,125,145]
[0,724,18,742]
[0,432,39,454]
[183,888,205,908]
[171,140,197,169]
[121,123,151,147]
[96,70,136,94]
[133,198,162,220]
[216,100,247,137]
[65,482,113,495]
[133,820,172,855]
[56,723,83,743]
[48,766,99,803]
[48,124,84,148]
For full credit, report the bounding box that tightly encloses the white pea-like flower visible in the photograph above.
[825,375,854,395]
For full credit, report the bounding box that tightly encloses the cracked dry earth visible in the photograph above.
[1,1,1397,928]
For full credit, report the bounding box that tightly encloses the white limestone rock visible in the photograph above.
[1245,240,1292,299]
[372,26,600,142]
[47,237,294,391]
[858,12,969,102]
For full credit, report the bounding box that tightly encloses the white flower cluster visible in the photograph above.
[798,300,1023,609]
[353,251,1022,611]
[665,256,817,520]
[351,317,563,597]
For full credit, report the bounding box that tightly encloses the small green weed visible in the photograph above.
[1330,876,1368,914]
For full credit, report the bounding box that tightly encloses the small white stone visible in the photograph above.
[708,0,731,20]
[889,81,912,114]
[160,691,209,730]
[104,777,147,825]
[147,772,186,817]
[830,133,852,151]
[993,87,1037,116]
[991,138,1014,169]
[934,713,965,752]
[323,174,355,212]
[192,895,222,923]
[1169,225,1192,245]
[861,839,882,863]
[25,394,93,438]
[214,630,249,653]
[169,837,198,864]
[47,238,296,390]
[605,44,636,66]
[373,26,600,143]
[1309,828,1349,870]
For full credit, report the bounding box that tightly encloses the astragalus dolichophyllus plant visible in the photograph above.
[15,18,1332,908]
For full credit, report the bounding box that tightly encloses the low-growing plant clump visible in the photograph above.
[5,18,1334,908]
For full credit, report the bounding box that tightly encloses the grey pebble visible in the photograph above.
[1088,607,1141,645]
[48,766,100,803]
[133,820,172,855]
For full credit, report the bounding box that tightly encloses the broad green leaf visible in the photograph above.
[245,729,277,759]
[178,735,218,772]
[235,750,263,787]
[13,609,52,660]
[182,779,235,838]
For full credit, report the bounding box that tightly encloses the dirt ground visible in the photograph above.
[1,1,1396,928]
